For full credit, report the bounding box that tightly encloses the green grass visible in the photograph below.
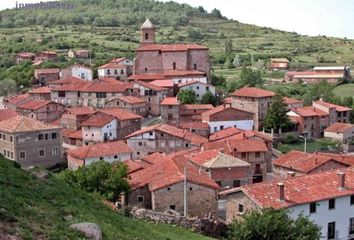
[276,140,324,154]
[333,83,354,98]
[0,156,211,240]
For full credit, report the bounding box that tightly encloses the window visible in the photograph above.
[327,222,335,239]
[10,152,13,159]
[350,217,354,234]
[114,155,118,159]
[173,62,176,70]
[168,105,173,109]
[255,152,260,158]
[114,69,118,75]
[169,205,176,210]
[189,187,193,191]
[241,152,247,158]
[343,111,347,117]
[351,195,354,205]
[38,134,44,140]
[145,67,148,72]
[149,132,153,136]
[215,181,221,186]
[88,92,92,97]
[138,196,144,203]
[2,134,4,140]
[233,180,241,187]
[107,69,111,75]
[309,202,316,213]
[58,91,65,97]
[96,92,107,98]
[194,63,197,70]
[220,125,224,130]
[238,204,244,213]
[10,136,13,142]
[196,86,199,90]
[45,134,48,140]
[145,32,149,40]
[328,199,335,210]
[185,143,189,148]
[137,152,140,155]
[206,86,209,91]
[139,142,142,146]
[52,147,58,156]
[167,187,171,191]
[160,133,164,137]
[19,151,26,159]
[38,149,45,157]
[0,133,2,139]
[120,69,124,75]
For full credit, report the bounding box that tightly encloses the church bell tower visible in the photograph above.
[141,18,155,46]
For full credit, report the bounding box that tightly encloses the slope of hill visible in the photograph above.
[0,156,211,240]
[0,0,353,86]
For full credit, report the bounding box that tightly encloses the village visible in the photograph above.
[1,18,354,240]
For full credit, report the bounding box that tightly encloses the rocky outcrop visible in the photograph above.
[70,222,102,240]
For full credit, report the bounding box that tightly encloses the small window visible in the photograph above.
[145,67,148,72]
[38,134,44,140]
[169,205,176,210]
[241,152,247,158]
[149,132,153,136]
[10,136,13,142]
[100,157,104,160]
[349,217,354,234]
[185,143,189,148]
[167,187,171,191]
[327,222,335,239]
[350,195,354,205]
[255,152,260,158]
[238,204,244,213]
[145,32,149,40]
[160,133,164,137]
[233,180,241,187]
[173,62,176,70]
[38,149,45,157]
[0,133,2,139]
[52,147,58,156]
[139,142,142,146]
[19,151,26,159]
[309,202,316,213]
[220,125,224,130]
[114,155,118,159]
[189,187,193,191]
[10,152,13,159]
[138,196,144,203]
[137,152,140,155]
[193,63,197,70]
[51,132,57,139]
[328,199,335,210]
[2,134,4,140]
[3,150,6,156]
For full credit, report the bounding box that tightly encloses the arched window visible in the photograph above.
[145,32,149,40]
[145,67,148,72]
[173,62,176,70]
[194,63,197,70]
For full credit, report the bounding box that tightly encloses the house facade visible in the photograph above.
[16,100,65,123]
[178,80,215,101]
[81,112,117,144]
[60,64,93,81]
[97,58,133,80]
[105,96,146,117]
[34,68,60,86]
[324,123,354,143]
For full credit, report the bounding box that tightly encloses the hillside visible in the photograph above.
[0,0,353,86]
[0,156,211,240]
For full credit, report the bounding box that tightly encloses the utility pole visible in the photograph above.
[183,166,188,217]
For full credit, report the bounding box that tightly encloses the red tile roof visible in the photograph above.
[178,80,210,88]
[114,96,145,104]
[325,123,354,133]
[5,94,30,105]
[34,68,60,74]
[283,96,303,105]
[160,97,180,106]
[97,77,119,84]
[128,73,165,81]
[273,150,351,174]
[314,100,352,112]
[98,62,128,69]
[185,149,219,165]
[16,52,34,58]
[209,127,243,142]
[231,87,275,98]
[64,107,96,116]
[68,141,132,159]
[17,100,52,110]
[124,160,145,174]
[180,104,214,110]
[222,168,354,209]
[99,108,142,121]
[202,105,253,120]
[82,112,115,127]
[163,70,205,77]
[179,122,209,130]
[126,124,208,145]
[136,44,208,52]
[81,82,130,93]
[64,129,83,140]
[0,109,19,122]
[134,81,167,91]
[292,106,328,117]
[50,76,86,85]
[0,115,60,132]
[203,138,268,154]
[29,86,51,94]
[150,79,174,88]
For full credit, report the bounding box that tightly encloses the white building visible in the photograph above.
[324,122,354,143]
[222,168,354,240]
[81,112,117,144]
[97,58,133,80]
[60,64,93,81]
[178,80,215,101]
[67,140,133,170]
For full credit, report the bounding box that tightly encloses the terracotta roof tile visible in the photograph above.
[150,79,174,88]
[180,104,214,110]
[231,87,275,98]
[99,108,142,121]
[179,122,209,130]
[314,100,352,112]
[209,127,243,142]
[17,100,52,110]
[65,107,96,116]
[136,44,208,52]
[29,86,51,94]
[5,94,31,105]
[113,96,145,104]
[50,76,86,85]
[292,106,328,117]
[0,109,19,122]
[325,123,354,133]
[82,112,115,127]
[134,81,167,91]
[178,80,211,88]
[98,62,128,69]
[283,96,303,105]
[0,115,60,133]
[68,141,132,159]
[202,105,253,120]
[34,68,60,74]
[160,97,180,106]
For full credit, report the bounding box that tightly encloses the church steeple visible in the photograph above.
[141,18,155,45]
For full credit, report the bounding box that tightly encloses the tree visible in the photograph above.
[211,8,223,18]
[224,57,234,69]
[317,138,340,151]
[211,74,226,87]
[225,38,233,56]
[59,161,130,201]
[178,89,196,104]
[304,80,335,105]
[201,91,218,106]
[263,94,292,132]
[0,79,17,96]
[239,67,264,87]
[227,208,321,240]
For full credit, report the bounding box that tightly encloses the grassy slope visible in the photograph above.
[0,157,211,240]
[333,83,354,98]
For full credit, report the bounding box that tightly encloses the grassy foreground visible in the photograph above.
[0,156,211,240]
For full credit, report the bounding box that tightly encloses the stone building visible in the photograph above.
[105,95,146,117]
[16,52,35,64]
[179,122,210,138]
[3,94,31,110]
[59,107,96,130]
[231,87,275,130]
[127,153,219,217]
[312,100,351,124]
[160,97,180,124]
[98,58,133,80]
[34,51,58,62]
[134,19,210,80]
[269,58,289,70]
[34,68,60,86]
[67,141,133,170]
[125,124,208,159]
[28,86,51,100]
[16,100,65,123]
[0,115,62,168]
[180,104,214,122]
[324,123,354,143]
[68,49,90,59]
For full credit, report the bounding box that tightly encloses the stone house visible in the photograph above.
[16,100,65,123]
[134,19,210,80]
[60,64,93,81]
[283,97,304,109]
[313,100,351,124]
[105,95,146,117]
[68,49,90,59]
[81,112,117,144]
[324,123,354,143]
[16,52,35,64]
[97,58,133,80]
[127,153,219,217]
[28,86,51,100]
[202,105,254,133]
[34,51,58,62]
[59,107,96,130]
[179,122,210,138]
[125,124,208,159]
[62,129,83,148]
[221,168,354,240]
[180,104,214,122]
[3,94,32,110]
[269,58,289,70]
[272,150,353,178]
[185,150,252,189]
[231,87,275,130]
[34,68,60,86]
[160,97,180,124]
[178,80,216,101]
[67,141,133,170]
[0,115,62,168]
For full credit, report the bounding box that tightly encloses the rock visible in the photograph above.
[31,170,49,180]
[70,222,102,240]
[63,214,73,221]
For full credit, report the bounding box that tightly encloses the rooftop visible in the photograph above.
[179,122,209,130]
[82,112,115,128]
[29,86,51,94]
[99,108,142,121]
[0,115,60,133]
[113,96,145,104]
[314,100,352,112]
[17,100,53,110]
[34,68,60,74]
[0,109,19,122]
[64,107,96,116]
[141,18,154,29]
[160,97,180,106]
[137,44,208,52]
[283,96,303,105]
[291,106,328,117]
[231,87,275,98]
[180,104,214,111]
[325,123,354,133]
[150,79,174,88]
[209,127,243,142]
[68,141,132,159]
[270,58,289,63]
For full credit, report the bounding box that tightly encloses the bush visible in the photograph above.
[282,134,299,144]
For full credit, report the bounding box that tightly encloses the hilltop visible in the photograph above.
[0,156,211,240]
[0,0,353,85]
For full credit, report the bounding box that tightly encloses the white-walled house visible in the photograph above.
[324,123,354,143]
[81,112,117,144]
[178,80,215,101]
[222,168,354,240]
[67,141,133,170]
[97,58,133,80]
[60,64,93,81]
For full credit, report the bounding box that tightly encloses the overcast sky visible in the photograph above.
[1,0,353,39]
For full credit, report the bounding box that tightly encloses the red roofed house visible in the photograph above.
[97,58,133,80]
[134,19,210,81]
[16,52,35,64]
[34,51,58,62]
[202,105,254,133]
[313,99,351,124]
[222,168,354,239]
[16,100,65,123]
[324,123,354,144]
[105,95,146,117]
[0,109,19,122]
[231,87,275,130]
[34,68,60,86]
[273,150,353,177]
[178,80,216,101]
[28,86,51,100]
[209,127,243,142]
[59,107,96,130]
[160,97,180,124]
[68,49,90,59]
[180,104,214,122]
[4,94,32,110]
[60,64,93,81]
[125,124,208,159]
[269,58,289,70]
[127,153,219,217]
[67,141,133,170]
[283,96,304,109]
[179,122,210,138]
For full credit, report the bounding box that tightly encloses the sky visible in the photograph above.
[1,0,354,39]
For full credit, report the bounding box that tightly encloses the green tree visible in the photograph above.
[227,208,321,240]
[59,161,130,201]
[239,67,264,87]
[263,94,291,132]
[178,89,196,104]
[211,74,226,87]
[225,38,233,56]
[304,80,335,105]
[211,8,223,18]
[201,91,218,106]
[0,79,17,96]
[224,57,234,69]
[317,138,340,151]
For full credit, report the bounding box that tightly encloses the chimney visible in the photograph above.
[277,183,285,201]
[287,171,295,178]
[338,172,345,190]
